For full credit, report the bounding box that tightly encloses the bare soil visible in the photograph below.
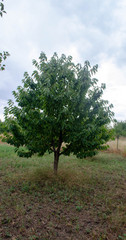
[0,188,123,240]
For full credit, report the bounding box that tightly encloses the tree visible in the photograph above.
[0,0,6,17]
[0,0,10,71]
[4,52,114,174]
[0,119,8,133]
[0,51,10,71]
[114,120,126,150]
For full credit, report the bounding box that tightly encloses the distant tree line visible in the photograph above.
[114,120,126,150]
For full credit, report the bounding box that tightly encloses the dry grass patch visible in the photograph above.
[107,137,126,156]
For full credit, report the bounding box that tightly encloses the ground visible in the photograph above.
[0,144,126,240]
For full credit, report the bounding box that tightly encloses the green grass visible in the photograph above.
[0,144,126,240]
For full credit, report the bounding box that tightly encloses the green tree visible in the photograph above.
[114,120,126,150]
[0,119,8,133]
[0,0,10,71]
[0,120,4,133]
[0,51,10,71]
[4,52,114,174]
[0,0,6,17]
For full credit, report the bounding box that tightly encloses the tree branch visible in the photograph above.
[57,130,62,153]
[59,143,71,156]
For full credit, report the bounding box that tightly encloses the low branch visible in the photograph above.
[57,130,62,153]
[59,143,71,156]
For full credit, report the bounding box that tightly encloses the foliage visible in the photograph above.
[4,52,114,173]
[0,119,9,133]
[0,0,10,71]
[114,121,126,138]
[0,51,10,71]
[0,0,6,17]
[113,120,126,150]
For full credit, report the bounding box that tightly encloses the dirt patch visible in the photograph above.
[0,176,125,240]
[0,194,120,240]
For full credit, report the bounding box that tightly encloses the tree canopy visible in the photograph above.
[0,119,8,133]
[4,52,114,173]
[0,51,10,71]
[114,120,126,150]
[0,0,10,71]
[114,121,126,138]
[0,0,6,17]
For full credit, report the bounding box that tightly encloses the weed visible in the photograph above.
[4,232,12,238]
[118,234,126,240]
[29,236,39,240]
[1,217,11,224]
[85,228,91,234]
[75,223,80,231]
[76,205,83,212]
[8,186,15,193]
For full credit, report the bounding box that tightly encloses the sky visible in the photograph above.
[0,0,126,121]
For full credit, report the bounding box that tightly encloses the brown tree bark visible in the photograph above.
[54,151,60,175]
[53,130,62,174]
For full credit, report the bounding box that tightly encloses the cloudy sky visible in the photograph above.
[0,0,126,121]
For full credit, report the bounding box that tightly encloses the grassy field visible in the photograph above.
[0,144,126,240]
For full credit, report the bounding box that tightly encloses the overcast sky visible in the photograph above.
[0,0,126,121]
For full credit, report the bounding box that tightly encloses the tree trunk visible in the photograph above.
[117,136,119,151]
[53,130,62,174]
[54,151,59,175]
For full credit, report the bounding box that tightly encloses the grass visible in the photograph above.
[107,136,126,157]
[0,144,126,239]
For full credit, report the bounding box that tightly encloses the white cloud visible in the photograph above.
[97,58,126,86]
[96,58,126,120]
[0,100,7,121]
[0,0,126,121]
